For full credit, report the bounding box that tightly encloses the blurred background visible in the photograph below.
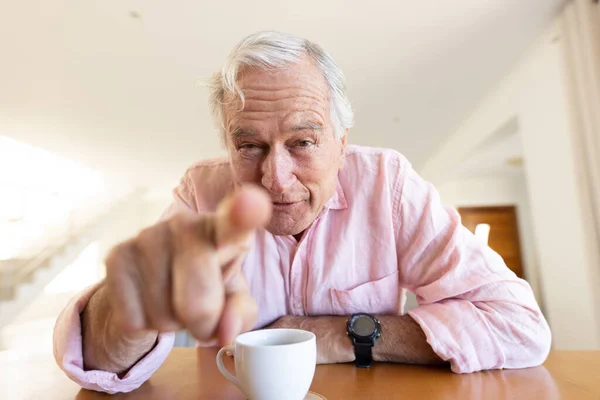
[1,0,599,353]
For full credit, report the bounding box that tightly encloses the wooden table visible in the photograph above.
[2,349,599,400]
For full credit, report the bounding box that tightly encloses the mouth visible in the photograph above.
[271,201,304,211]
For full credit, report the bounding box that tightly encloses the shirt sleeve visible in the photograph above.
[394,159,551,373]
[52,181,197,393]
[53,283,175,394]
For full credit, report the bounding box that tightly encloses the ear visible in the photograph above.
[220,129,228,149]
[339,128,348,166]
[341,128,348,152]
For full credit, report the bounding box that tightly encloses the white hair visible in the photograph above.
[208,31,354,140]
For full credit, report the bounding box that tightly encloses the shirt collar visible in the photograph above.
[323,177,348,211]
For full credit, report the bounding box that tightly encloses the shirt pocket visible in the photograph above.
[330,271,400,315]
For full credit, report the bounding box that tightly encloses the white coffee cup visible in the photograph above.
[216,328,317,400]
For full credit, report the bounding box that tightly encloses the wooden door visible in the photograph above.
[458,206,525,279]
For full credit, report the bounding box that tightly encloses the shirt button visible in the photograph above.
[294,301,302,309]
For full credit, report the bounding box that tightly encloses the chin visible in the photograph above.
[266,217,311,237]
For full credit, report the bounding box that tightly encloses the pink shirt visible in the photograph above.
[53,145,551,393]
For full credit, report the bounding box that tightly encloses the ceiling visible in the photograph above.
[0,0,567,195]
[450,118,525,180]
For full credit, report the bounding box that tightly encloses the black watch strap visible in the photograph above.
[354,341,374,368]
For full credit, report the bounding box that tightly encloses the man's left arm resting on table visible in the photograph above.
[267,314,445,365]
[270,159,551,371]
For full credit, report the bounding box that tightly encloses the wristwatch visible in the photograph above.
[346,313,381,368]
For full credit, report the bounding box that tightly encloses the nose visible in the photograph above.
[261,146,296,194]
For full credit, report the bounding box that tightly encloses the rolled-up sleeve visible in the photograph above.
[53,283,175,393]
[395,162,551,373]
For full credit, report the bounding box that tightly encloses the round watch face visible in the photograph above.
[353,315,376,337]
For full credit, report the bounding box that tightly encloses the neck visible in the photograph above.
[293,231,305,242]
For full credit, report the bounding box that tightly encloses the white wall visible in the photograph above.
[516,21,600,349]
[420,17,600,349]
[437,173,541,305]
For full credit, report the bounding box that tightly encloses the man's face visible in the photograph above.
[223,58,347,237]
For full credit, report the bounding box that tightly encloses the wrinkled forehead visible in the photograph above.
[222,58,331,121]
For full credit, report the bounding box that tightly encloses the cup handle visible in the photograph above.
[216,345,241,390]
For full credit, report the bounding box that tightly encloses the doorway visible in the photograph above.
[458,206,525,279]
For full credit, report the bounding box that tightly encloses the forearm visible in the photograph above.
[267,315,353,363]
[267,314,445,366]
[373,315,444,365]
[81,284,158,374]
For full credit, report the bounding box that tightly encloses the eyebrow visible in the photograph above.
[231,127,257,139]
[231,122,323,138]
[290,121,324,132]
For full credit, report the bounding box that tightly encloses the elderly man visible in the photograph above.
[53,31,550,393]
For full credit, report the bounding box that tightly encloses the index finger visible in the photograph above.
[214,185,272,249]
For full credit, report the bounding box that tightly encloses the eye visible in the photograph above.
[237,143,264,157]
[294,140,315,148]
